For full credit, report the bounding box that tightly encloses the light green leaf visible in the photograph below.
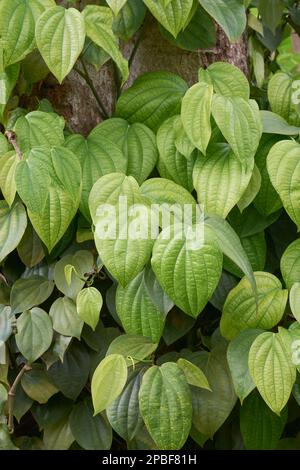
[107,0,128,16]
[13,111,65,152]
[54,250,94,300]
[192,344,237,438]
[21,364,58,404]
[248,330,296,414]
[91,353,128,414]
[198,0,246,42]
[0,151,18,206]
[240,390,287,449]
[267,140,300,230]
[237,165,261,212]
[49,297,83,339]
[221,272,287,340]
[177,358,210,390]
[193,143,253,218]
[36,6,85,83]
[227,328,264,403]
[0,200,27,263]
[0,0,55,69]
[89,118,158,185]
[280,239,300,289]
[249,36,265,88]
[83,5,128,81]
[106,334,157,365]
[116,267,168,343]
[198,62,250,99]
[69,398,112,450]
[116,72,188,131]
[212,95,262,165]
[268,72,300,126]
[139,362,192,450]
[107,367,144,441]
[151,224,223,318]
[77,287,103,331]
[10,276,54,314]
[156,116,197,191]
[89,173,154,287]
[260,110,300,135]
[143,0,193,38]
[290,283,300,322]
[224,231,267,278]
[15,308,53,363]
[181,82,213,155]
[0,63,20,119]
[173,116,195,159]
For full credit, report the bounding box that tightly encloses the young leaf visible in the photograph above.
[198,62,250,99]
[15,308,53,363]
[107,0,128,16]
[76,287,103,331]
[151,224,223,318]
[106,334,157,365]
[54,250,94,300]
[0,200,27,263]
[177,358,210,390]
[0,151,18,206]
[221,272,288,340]
[36,6,86,83]
[280,239,300,289]
[181,82,213,155]
[139,362,192,450]
[268,71,300,126]
[143,0,193,38]
[91,353,128,415]
[290,283,300,322]
[248,330,296,414]
[267,140,300,230]
[198,0,246,42]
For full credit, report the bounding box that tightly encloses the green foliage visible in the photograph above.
[1,0,300,452]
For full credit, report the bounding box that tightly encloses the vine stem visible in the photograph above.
[4,131,23,161]
[74,59,110,119]
[7,363,32,434]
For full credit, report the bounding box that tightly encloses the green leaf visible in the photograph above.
[0,305,14,342]
[0,0,55,69]
[212,95,262,166]
[69,398,112,450]
[240,390,287,449]
[139,362,192,450]
[177,358,210,390]
[83,6,128,81]
[15,308,53,363]
[156,116,197,191]
[248,330,296,414]
[89,118,158,185]
[89,173,154,287]
[221,272,288,340]
[106,368,144,441]
[76,287,103,331]
[192,344,237,438]
[143,0,193,38]
[281,239,300,289]
[224,231,267,278]
[0,151,18,206]
[151,224,223,318]
[49,297,83,339]
[36,6,85,83]
[290,283,300,322]
[193,143,253,218]
[249,36,265,88]
[13,383,33,423]
[47,342,90,400]
[107,0,128,16]
[112,0,146,41]
[54,250,94,300]
[237,164,261,212]
[15,147,82,252]
[91,353,128,415]
[116,72,188,131]
[227,329,264,403]
[21,365,58,404]
[268,72,300,126]
[260,110,300,135]
[198,0,246,42]
[116,267,169,343]
[106,334,157,365]
[267,140,300,230]
[43,414,74,450]
[259,0,284,35]
[17,223,45,268]
[0,200,27,263]
[173,116,195,159]
[0,63,20,119]
[13,111,65,152]
[198,62,250,100]
[10,276,54,314]
[181,82,213,155]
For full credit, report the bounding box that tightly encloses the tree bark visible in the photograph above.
[41,15,248,135]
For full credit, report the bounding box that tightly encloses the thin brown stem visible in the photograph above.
[7,363,32,434]
[4,131,23,161]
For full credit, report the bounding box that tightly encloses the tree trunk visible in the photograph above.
[42,15,248,135]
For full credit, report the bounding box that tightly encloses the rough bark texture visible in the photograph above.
[42,15,248,135]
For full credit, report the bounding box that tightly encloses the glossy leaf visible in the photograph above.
[198,0,246,42]
[77,287,103,331]
[198,62,250,100]
[10,276,54,314]
[0,200,27,263]
[143,0,193,38]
